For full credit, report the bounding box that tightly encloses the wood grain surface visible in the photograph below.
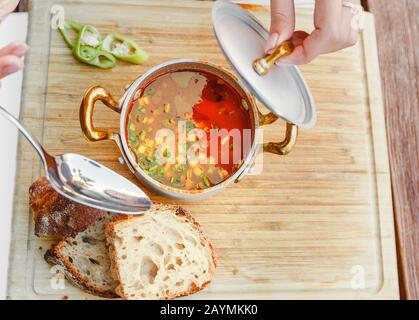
[363,0,419,300]
[7,0,398,299]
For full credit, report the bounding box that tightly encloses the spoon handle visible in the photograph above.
[0,105,51,166]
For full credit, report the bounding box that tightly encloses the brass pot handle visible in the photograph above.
[253,40,298,154]
[80,85,120,141]
[258,109,298,155]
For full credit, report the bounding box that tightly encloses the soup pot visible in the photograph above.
[79,2,315,200]
[80,59,298,200]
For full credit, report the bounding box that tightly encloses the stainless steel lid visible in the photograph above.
[212,1,316,128]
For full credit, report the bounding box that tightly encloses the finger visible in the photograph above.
[280,0,343,64]
[274,30,308,65]
[0,55,23,78]
[280,29,322,65]
[0,0,20,21]
[291,30,309,47]
[0,42,29,57]
[265,0,295,54]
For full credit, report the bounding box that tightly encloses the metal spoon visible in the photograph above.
[0,105,151,214]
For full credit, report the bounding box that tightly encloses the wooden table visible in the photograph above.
[14,0,418,299]
[359,0,419,300]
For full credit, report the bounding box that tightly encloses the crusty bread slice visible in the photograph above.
[106,204,216,300]
[45,213,127,298]
[30,177,105,239]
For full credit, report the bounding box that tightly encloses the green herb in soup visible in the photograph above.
[126,70,252,190]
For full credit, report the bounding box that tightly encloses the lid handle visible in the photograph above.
[253,41,294,75]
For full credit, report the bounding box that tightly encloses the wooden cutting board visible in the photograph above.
[7,0,399,299]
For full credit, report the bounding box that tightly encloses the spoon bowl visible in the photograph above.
[47,153,152,213]
[0,105,151,214]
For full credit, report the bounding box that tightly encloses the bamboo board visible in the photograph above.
[7,0,399,299]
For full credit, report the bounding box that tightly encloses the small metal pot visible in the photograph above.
[80,59,298,200]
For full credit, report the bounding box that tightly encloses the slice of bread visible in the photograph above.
[106,204,216,300]
[30,177,105,239]
[45,213,127,298]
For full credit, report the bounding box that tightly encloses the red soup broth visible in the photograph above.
[126,69,252,190]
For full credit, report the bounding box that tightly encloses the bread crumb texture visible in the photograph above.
[45,213,125,298]
[106,206,216,300]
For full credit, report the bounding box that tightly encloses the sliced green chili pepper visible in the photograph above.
[67,21,83,31]
[202,176,211,188]
[185,120,195,133]
[79,25,102,47]
[57,21,149,69]
[144,88,154,96]
[102,33,148,64]
[73,25,101,63]
[177,164,187,173]
[58,21,84,49]
[76,45,98,62]
[73,25,116,69]
[86,50,117,69]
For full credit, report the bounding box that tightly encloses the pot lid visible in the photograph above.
[212,1,316,128]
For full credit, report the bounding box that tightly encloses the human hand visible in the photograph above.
[0,42,29,79]
[0,1,28,79]
[265,0,363,65]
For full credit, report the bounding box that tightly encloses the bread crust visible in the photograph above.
[45,244,119,299]
[44,213,129,299]
[30,177,105,239]
[105,203,217,300]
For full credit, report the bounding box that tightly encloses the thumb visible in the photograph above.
[279,30,318,65]
[0,0,20,21]
[265,0,295,54]
[0,55,23,79]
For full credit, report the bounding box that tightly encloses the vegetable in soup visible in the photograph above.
[126,70,252,190]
